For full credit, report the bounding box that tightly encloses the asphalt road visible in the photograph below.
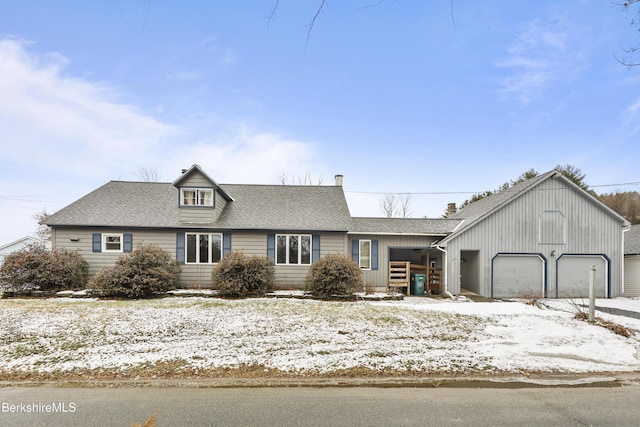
[1,384,640,426]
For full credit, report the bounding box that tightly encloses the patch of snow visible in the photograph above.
[1,297,639,375]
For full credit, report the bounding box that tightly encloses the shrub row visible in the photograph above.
[1,243,363,298]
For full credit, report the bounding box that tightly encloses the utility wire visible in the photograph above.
[345,181,640,196]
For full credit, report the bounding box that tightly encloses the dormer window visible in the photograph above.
[180,188,214,207]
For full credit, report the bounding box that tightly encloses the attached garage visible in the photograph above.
[556,255,608,298]
[491,253,545,298]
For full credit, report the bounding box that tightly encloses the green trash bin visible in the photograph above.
[410,273,426,296]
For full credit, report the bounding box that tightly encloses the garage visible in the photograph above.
[557,255,608,298]
[492,254,545,298]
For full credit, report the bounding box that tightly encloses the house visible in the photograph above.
[0,236,50,264]
[624,224,640,297]
[44,165,630,298]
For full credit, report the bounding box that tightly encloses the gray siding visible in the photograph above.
[179,173,214,188]
[273,232,347,289]
[53,227,178,279]
[349,234,441,291]
[443,177,626,297]
[177,181,228,225]
[624,256,640,297]
[53,227,348,289]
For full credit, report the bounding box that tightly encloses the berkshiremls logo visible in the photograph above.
[2,402,77,413]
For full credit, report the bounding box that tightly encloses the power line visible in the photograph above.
[345,181,640,196]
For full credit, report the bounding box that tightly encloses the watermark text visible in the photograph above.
[2,401,76,414]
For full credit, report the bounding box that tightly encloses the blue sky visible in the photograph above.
[1,1,640,243]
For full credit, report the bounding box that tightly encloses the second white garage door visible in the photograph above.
[492,254,545,298]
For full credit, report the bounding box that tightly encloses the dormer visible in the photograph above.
[172,164,233,224]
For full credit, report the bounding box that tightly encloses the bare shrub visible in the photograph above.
[304,254,363,297]
[211,251,275,297]
[90,245,180,298]
[0,244,88,292]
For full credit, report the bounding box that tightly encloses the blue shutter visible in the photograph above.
[223,233,232,256]
[123,233,133,253]
[352,240,359,264]
[312,235,320,263]
[267,234,275,262]
[176,233,185,264]
[371,240,379,271]
[92,233,102,253]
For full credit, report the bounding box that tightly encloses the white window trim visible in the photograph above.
[103,233,123,253]
[359,240,372,270]
[180,188,214,207]
[185,232,222,264]
[276,234,312,266]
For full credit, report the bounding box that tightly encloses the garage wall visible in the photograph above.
[624,256,640,297]
[443,176,626,298]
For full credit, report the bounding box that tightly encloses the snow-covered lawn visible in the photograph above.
[1,296,639,379]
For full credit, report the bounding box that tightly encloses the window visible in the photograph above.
[185,233,222,264]
[181,188,213,207]
[276,234,311,265]
[103,233,123,252]
[359,240,371,270]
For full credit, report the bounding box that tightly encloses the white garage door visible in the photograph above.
[492,254,545,298]
[624,257,640,297]
[557,255,607,298]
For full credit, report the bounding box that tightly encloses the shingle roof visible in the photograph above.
[213,184,353,231]
[351,217,463,235]
[44,181,353,231]
[45,181,179,228]
[626,224,640,255]
[448,170,557,227]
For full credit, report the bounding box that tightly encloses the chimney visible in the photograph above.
[447,202,457,217]
[335,174,344,187]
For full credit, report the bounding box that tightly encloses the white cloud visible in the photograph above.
[0,38,323,242]
[0,38,177,179]
[165,127,323,185]
[495,17,581,105]
[623,98,640,135]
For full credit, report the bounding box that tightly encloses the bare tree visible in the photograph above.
[32,209,51,241]
[379,193,398,218]
[398,193,412,218]
[617,0,640,66]
[600,191,640,224]
[379,193,412,218]
[277,172,324,185]
[136,166,161,182]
